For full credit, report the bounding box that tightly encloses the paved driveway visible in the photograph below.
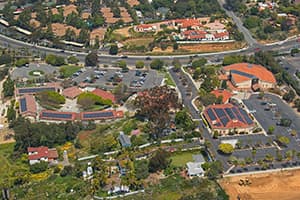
[11,63,57,80]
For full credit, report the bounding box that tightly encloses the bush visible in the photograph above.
[3,76,14,97]
[67,56,79,64]
[45,54,65,66]
[0,53,12,65]
[36,91,65,108]
[77,92,112,110]
[109,45,118,55]
[15,58,29,67]
[60,166,73,177]
[150,59,164,70]
[85,52,98,66]
[218,143,234,154]
[30,161,48,174]
[135,61,144,69]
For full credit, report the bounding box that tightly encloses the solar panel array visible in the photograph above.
[205,105,253,128]
[18,87,56,94]
[41,111,73,119]
[230,70,256,79]
[20,98,27,112]
[82,111,114,119]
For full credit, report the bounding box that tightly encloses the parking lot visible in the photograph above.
[72,68,164,90]
[11,63,57,80]
[244,94,300,138]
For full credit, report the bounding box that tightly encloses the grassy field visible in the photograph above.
[0,143,29,186]
[124,38,153,47]
[170,151,195,167]
[59,65,81,78]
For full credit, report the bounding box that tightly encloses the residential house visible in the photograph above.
[89,28,106,46]
[186,154,206,177]
[118,131,131,148]
[134,24,157,32]
[27,146,58,165]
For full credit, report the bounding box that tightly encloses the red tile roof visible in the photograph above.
[19,94,37,117]
[210,89,232,103]
[27,146,58,160]
[92,88,116,103]
[223,63,276,84]
[175,18,201,28]
[62,86,82,99]
[203,103,254,130]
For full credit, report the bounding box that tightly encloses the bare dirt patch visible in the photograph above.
[179,42,245,53]
[219,170,300,200]
[114,27,132,37]
[124,37,153,46]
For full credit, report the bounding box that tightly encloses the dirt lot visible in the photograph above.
[179,42,245,53]
[219,169,300,200]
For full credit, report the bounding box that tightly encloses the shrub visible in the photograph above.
[218,143,234,154]
[30,161,48,174]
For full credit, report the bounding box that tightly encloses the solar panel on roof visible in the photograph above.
[42,112,73,119]
[239,108,253,125]
[225,108,236,119]
[207,108,217,120]
[220,117,229,126]
[214,108,226,119]
[230,70,256,79]
[20,98,27,112]
[18,87,56,94]
[232,107,245,123]
[82,112,114,119]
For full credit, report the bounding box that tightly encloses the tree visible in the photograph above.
[206,161,223,180]
[45,54,65,66]
[77,92,112,110]
[134,86,180,138]
[3,76,14,97]
[60,166,73,177]
[0,53,12,65]
[149,149,170,173]
[109,45,118,55]
[150,59,164,70]
[283,90,296,103]
[218,143,234,154]
[134,160,149,180]
[135,61,145,69]
[7,103,16,122]
[191,58,207,69]
[291,48,299,56]
[67,56,79,64]
[15,58,29,67]
[277,135,290,147]
[267,126,275,134]
[175,109,195,131]
[30,161,48,174]
[85,52,98,66]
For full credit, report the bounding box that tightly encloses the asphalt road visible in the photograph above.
[217,0,258,47]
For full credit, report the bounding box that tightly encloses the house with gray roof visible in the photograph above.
[118,131,131,148]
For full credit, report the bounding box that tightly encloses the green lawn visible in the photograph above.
[170,151,195,167]
[164,72,175,87]
[59,65,81,78]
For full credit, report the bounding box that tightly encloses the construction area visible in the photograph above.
[219,170,300,200]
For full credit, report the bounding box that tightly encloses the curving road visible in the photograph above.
[0,31,298,66]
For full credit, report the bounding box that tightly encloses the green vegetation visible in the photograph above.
[45,54,65,66]
[36,91,65,109]
[164,72,175,86]
[85,52,98,66]
[67,56,79,64]
[77,92,112,110]
[109,45,118,55]
[59,65,81,78]
[12,117,83,153]
[218,143,234,154]
[149,149,171,173]
[15,58,29,67]
[3,76,14,97]
[29,162,48,174]
[135,61,145,69]
[170,151,194,167]
[277,135,290,146]
[29,70,45,76]
[0,53,12,65]
[150,59,164,70]
[6,101,16,122]
[175,109,195,131]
